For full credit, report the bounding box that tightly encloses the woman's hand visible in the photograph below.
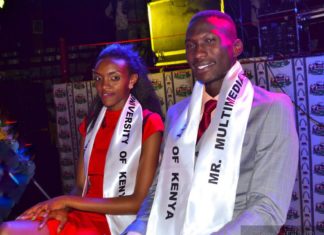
[17,196,69,220]
[38,208,69,233]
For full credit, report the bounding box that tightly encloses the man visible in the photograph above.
[124,10,298,235]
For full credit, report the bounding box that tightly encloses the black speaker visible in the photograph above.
[298,8,324,54]
[258,9,299,56]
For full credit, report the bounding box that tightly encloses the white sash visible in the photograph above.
[83,95,142,235]
[147,62,254,235]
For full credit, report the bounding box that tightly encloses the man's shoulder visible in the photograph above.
[252,85,292,108]
[167,97,191,115]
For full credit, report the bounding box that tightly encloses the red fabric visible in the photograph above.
[197,100,217,142]
[79,110,163,142]
[46,109,163,235]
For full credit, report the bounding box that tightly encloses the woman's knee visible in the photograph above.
[0,221,13,235]
[0,220,47,235]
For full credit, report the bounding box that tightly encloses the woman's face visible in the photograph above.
[93,57,138,110]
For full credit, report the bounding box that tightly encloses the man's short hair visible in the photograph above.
[188,10,237,39]
[189,10,235,25]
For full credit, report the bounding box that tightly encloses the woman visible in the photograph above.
[0,43,164,235]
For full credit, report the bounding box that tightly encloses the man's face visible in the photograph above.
[185,16,238,85]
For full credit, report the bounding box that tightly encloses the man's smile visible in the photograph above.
[194,62,216,71]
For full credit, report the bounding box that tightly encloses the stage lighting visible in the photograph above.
[148,0,220,66]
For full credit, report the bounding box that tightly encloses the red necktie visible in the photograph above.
[197,99,217,142]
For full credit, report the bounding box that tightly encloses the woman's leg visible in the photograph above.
[0,220,49,235]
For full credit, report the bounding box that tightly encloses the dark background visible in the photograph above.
[0,0,113,51]
[0,81,62,219]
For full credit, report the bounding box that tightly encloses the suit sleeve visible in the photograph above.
[214,94,299,235]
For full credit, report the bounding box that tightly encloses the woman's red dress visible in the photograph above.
[46,109,163,235]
